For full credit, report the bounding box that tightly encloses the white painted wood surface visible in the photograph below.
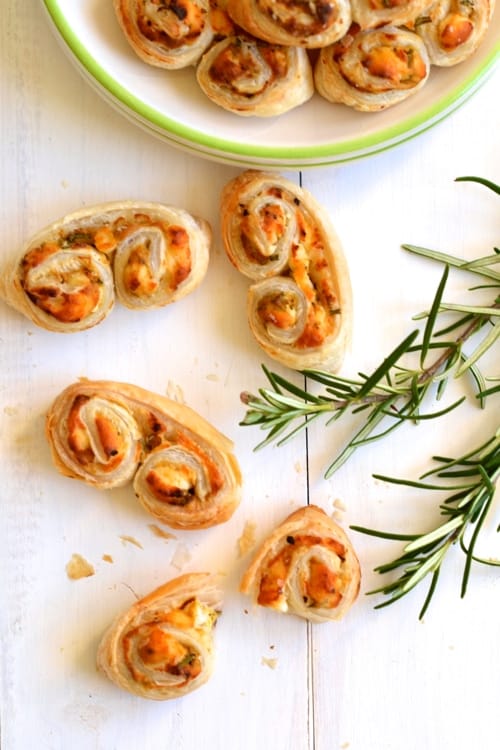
[1,4,499,750]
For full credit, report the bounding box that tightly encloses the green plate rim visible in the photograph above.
[42,0,500,164]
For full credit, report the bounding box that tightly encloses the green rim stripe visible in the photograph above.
[42,0,500,163]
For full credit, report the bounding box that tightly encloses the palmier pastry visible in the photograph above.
[413,0,494,66]
[113,0,215,69]
[0,205,116,333]
[240,505,361,623]
[195,35,314,117]
[314,24,431,112]
[220,170,352,372]
[97,573,221,700]
[0,201,210,332]
[45,380,242,529]
[111,202,210,310]
[226,0,352,48]
[350,0,433,30]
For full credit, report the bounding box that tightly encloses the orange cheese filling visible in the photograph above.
[208,43,264,87]
[21,242,104,323]
[208,41,288,92]
[240,194,291,265]
[145,431,224,505]
[438,13,473,49]
[257,291,299,330]
[120,224,191,298]
[362,44,427,88]
[146,460,200,506]
[66,395,131,471]
[243,187,340,349]
[136,627,202,679]
[209,0,236,37]
[258,534,346,609]
[124,598,217,688]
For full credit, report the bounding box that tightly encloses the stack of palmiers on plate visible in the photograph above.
[113,0,496,115]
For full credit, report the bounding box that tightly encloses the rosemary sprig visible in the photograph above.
[240,176,500,478]
[351,428,500,619]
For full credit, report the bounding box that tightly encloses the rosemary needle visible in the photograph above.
[240,176,500,478]
[351,428,500,619]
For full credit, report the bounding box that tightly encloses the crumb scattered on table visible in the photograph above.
[119,535,143,549]
[171,543,191,570]
[165,380,185,403]
[333,498,347,512]
[66,553,95,580]
[261,657,278,670]
[102,554,113,563]
[148,524,177,541]
[237,520,257,558]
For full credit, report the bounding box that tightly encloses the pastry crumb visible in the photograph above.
[148,524,177,541]
[119,535,143,549]
[66,553,95,580]
[171,543,191,570]
[165,380,185,403]
[237,520,257,557]
[102,554,113,563]
[333,498,347,512]
[261,657,278,670]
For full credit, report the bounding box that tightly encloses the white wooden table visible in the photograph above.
[1,4,499,750]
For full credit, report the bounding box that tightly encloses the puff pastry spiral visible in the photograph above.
[196,34,314,117]
[226,0,352,48]
[413,0,494,66]
[0,201,210,332]
[113,0,216,68]
[220,170,352,371]
[45,380,241,529]
[97,573,221,700]
[111,202,210,310]
[314,24,431,111]
[240,505,361,623]
[350,0,433,29]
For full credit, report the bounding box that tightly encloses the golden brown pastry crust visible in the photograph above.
[45,379,242,530]
[220,170,352,372]
[111,203,211,310]
[97,572,221,700]
[226,0,352,48]
[113,0,215,69]
[0,201,210,332]
[195,34,314,117]
[240,505,361,623]
[350,0,434,30]
[413,0,494,66]
[314,24,431,112]
[0,204,117,333]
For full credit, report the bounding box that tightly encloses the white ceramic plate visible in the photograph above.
[42,0,500,169]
